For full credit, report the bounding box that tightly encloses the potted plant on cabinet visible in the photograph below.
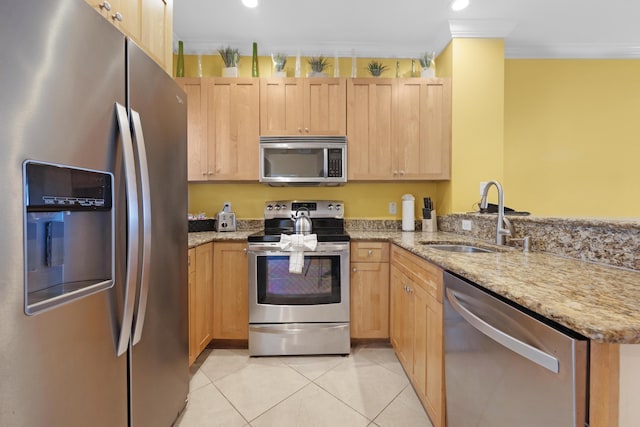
[307,55,329,77]
[419,51,435,78]
[218,46,240,77]
[271,53,287,77]
[366,60,388,77]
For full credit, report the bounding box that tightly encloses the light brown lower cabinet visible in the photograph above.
[390,244,445,427]
[188,243,214,366]
[213,242,249,340]
[350,242,390,339]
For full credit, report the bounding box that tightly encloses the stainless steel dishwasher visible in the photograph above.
[444,272,588,427]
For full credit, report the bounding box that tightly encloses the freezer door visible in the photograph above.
[127,40,189,427]
[0,2,129,426]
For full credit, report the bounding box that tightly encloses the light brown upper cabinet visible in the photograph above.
[176,78,260,181]
[396,79,451,180]
[140,0,173,74]
[347,79,396,180]
[85,0,173,74]
[260,78,346,135]
[347,78,451,180]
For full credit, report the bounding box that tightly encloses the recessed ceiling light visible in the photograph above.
[451,0,469,11]
[242,0,258,8]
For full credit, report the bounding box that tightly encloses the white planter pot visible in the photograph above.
[420,68,435,78]
[222,67,238,77]
[273,71,286,77]
[307,71,328,78]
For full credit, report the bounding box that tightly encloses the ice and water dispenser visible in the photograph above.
[24,161,114,314]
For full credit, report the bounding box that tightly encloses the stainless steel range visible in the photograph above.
[247,200,350,356]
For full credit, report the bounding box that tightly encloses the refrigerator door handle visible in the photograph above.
[446,288,560,373]
[130,109,152,346]
[115,102,140,356]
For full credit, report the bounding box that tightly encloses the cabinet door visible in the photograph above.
[396,79,451,180]
[350,262,390,339]
[260,78,304,135]
[347,79,396,180]
[390,265,403,351]
[188,249,197,365]
[85,0,141,45]
[140,0,167,70]
[206,78,259,180]
[304,78,346,135]
[194,243,214,354]
[213,242,249,340]
[413,283,444,427]
[390,265,414,371]
[176,78,208,181]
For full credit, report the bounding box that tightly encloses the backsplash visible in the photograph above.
[439,213,640,271]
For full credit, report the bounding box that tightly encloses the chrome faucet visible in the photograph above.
[480,180,513,245]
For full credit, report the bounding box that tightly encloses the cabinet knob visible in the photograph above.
[111,11,123,22]
[297,128,302,133]
[304,128,309,133]
[99,1,112,11]
[393,171,398,176]
[367,250,373,255]
[207,171,213,175]
[399,170,405,176]
[352,267,357,272]
[243,248,248,254]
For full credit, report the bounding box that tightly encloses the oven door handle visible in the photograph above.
[248,247,348,255]
[250,324,349,334]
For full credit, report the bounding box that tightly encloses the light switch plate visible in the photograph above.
[462,219,472,231]
[389,202,397,215]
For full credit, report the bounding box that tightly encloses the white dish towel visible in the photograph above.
[278,233,317,274]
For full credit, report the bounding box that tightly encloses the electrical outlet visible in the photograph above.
[388,202,397,215]
[462,220,472,231]
[479,181,488,196]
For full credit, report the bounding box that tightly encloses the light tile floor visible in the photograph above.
[175,343,433,427]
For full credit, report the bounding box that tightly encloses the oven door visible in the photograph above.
[248,242,350,323]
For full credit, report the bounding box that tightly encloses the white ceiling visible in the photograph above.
[174,0,640,59]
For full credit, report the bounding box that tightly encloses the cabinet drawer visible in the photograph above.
[391,244,442,303]
[351,242,390,263]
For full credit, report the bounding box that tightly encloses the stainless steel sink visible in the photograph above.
[423,244,495,253]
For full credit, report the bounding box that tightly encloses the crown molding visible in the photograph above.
[505,43,640,59]
[448,19,518,39]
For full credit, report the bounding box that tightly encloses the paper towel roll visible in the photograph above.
[402,194,415,231]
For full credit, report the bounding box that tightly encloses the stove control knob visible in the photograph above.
[274,204,281,210]
[266,204,273,211]
[335,204,342,211]
[281,204,287,210]
[327,204,333,210]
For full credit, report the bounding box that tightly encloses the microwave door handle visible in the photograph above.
[130,109,152,346]
[446,288,560,373]
[323,147,328,178]
[114,103,139,357]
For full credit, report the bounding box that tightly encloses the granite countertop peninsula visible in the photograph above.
[349,230,640,344]
[188,225,640,344]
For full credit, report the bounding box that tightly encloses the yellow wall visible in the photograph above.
[437,39,505,213]
[189,182,439,219]
[504,60,640,217]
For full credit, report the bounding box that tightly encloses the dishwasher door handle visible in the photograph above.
[446,288,560,373]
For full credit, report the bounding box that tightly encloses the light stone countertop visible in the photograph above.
[350,230,640,344]
[189,229,640,344]
[188,230,258,248]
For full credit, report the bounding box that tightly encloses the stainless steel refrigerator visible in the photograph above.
[0,1,189,426]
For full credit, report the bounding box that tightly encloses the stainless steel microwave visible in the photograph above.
[259,136,347,186]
